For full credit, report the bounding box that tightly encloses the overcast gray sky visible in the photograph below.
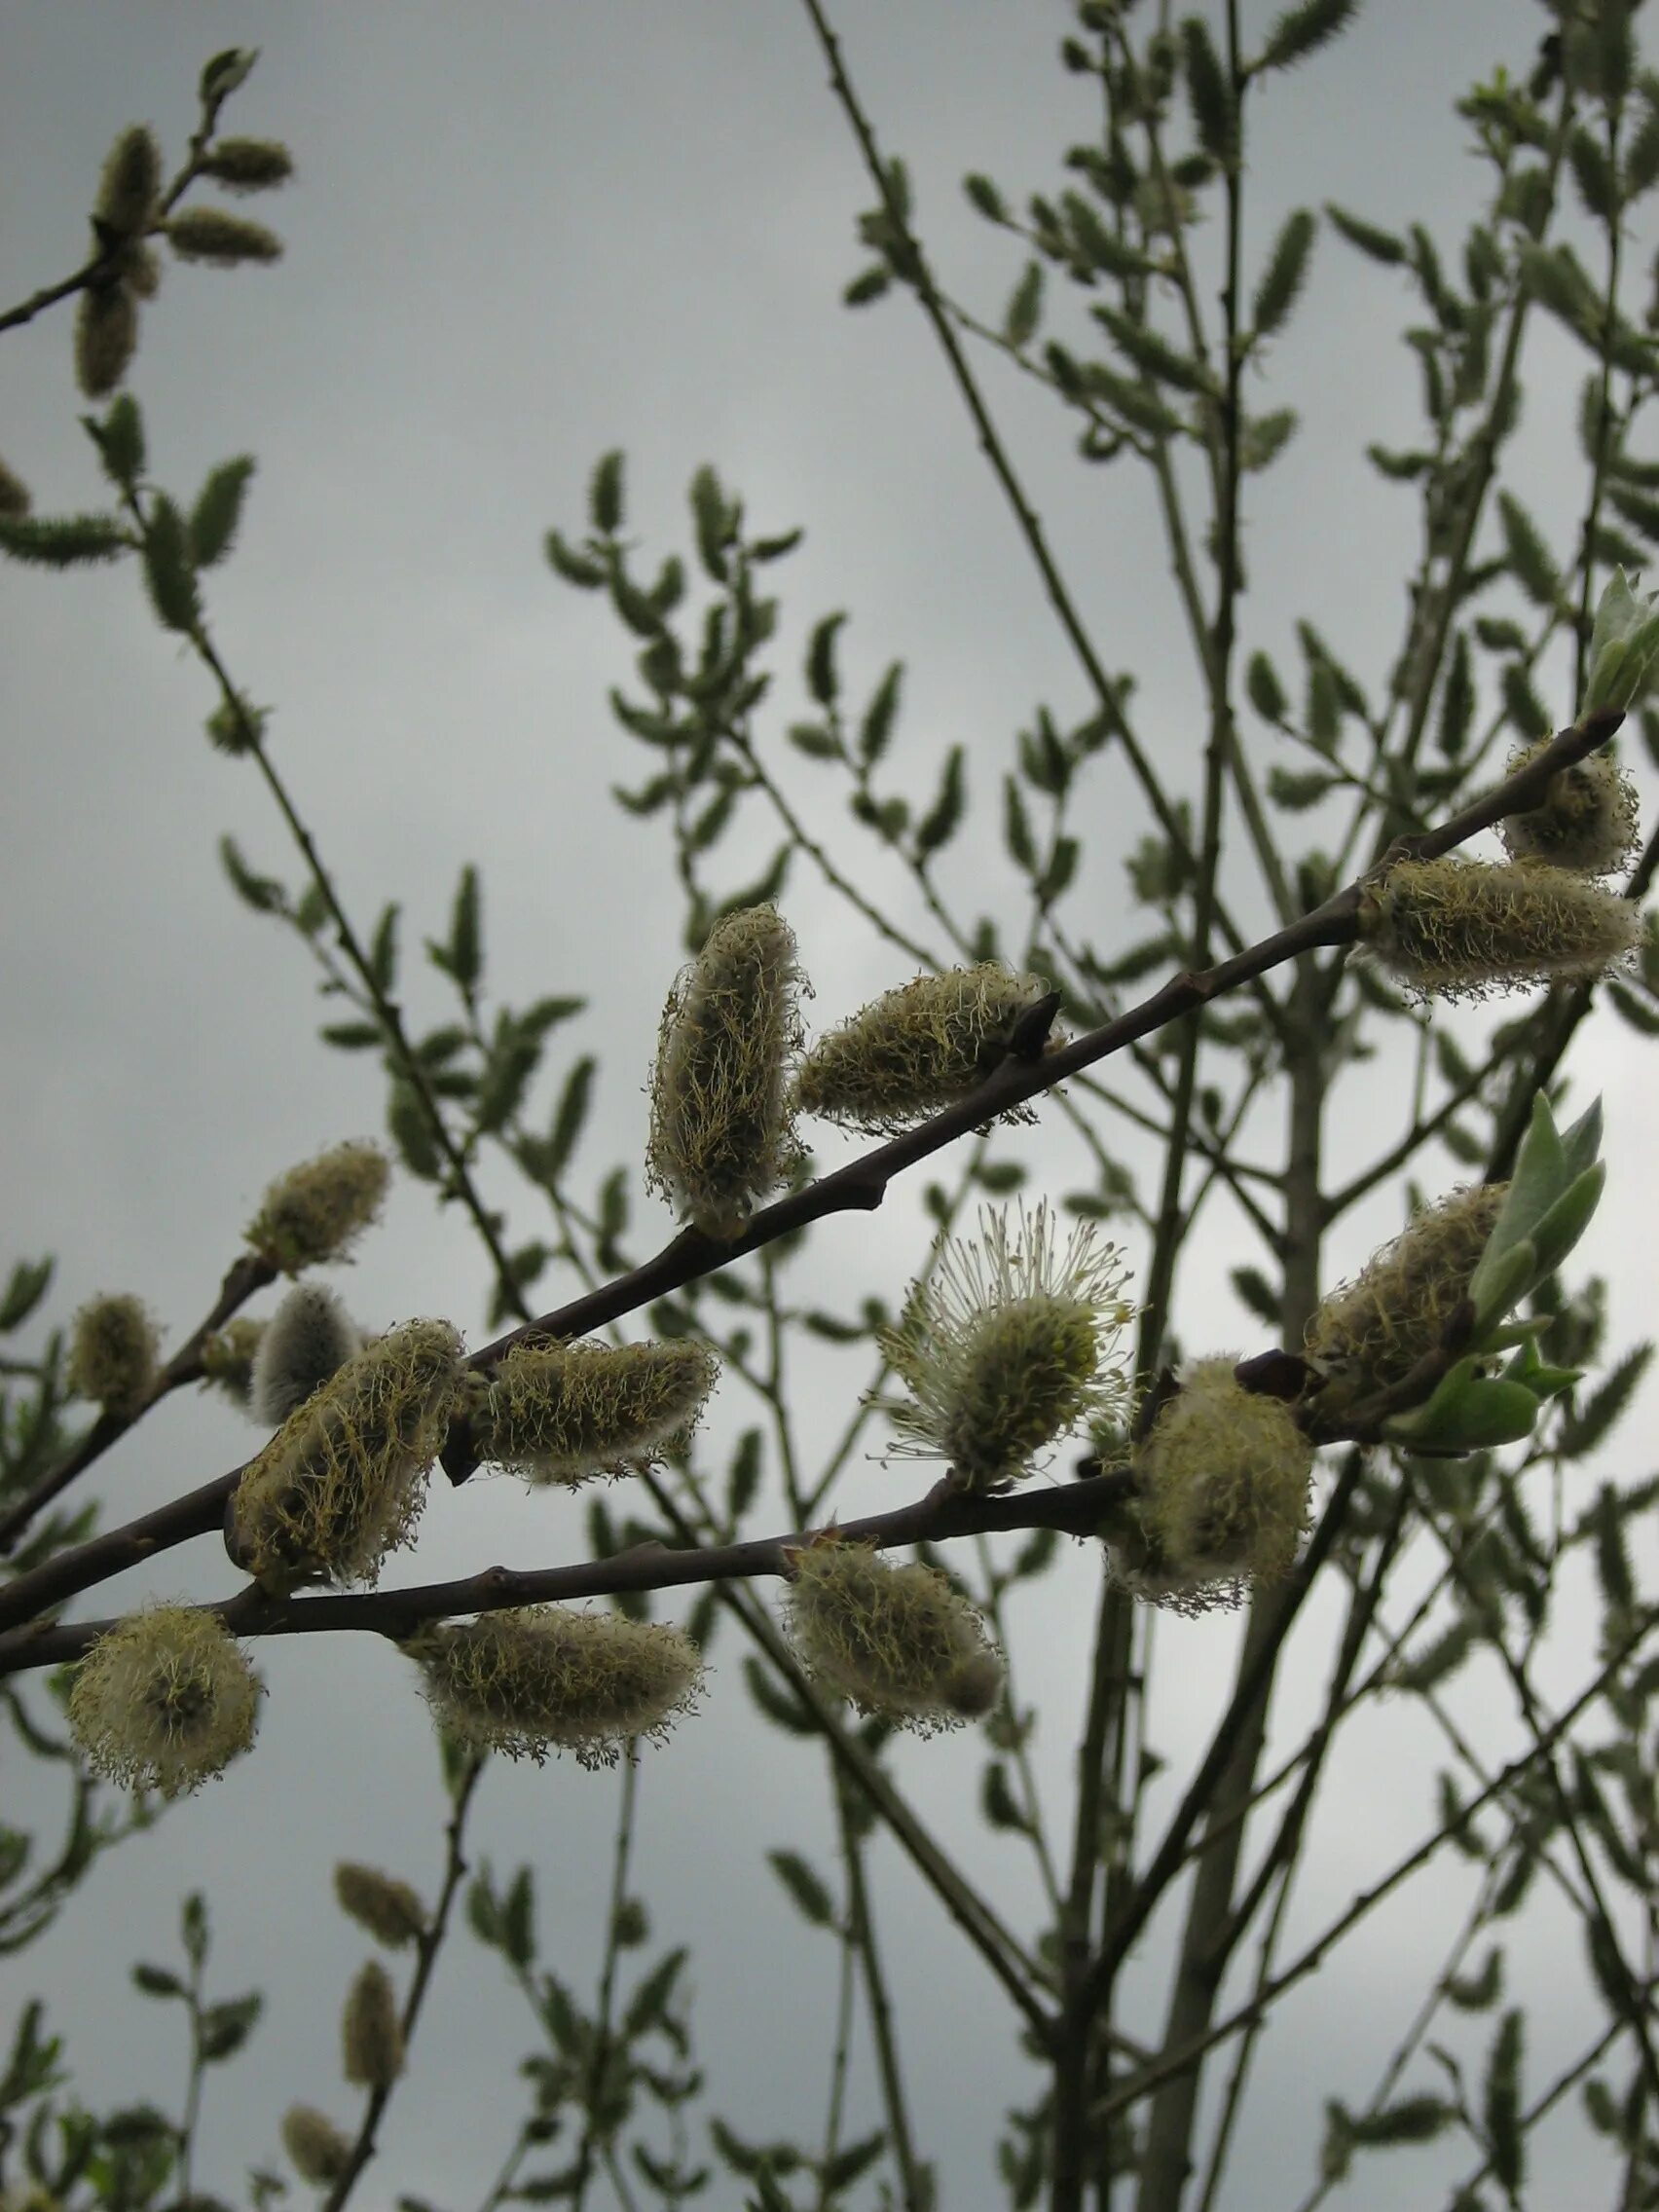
[5,4,1658,2207]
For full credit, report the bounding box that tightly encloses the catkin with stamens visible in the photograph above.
[793,963,1056,1134]
[229,1319,464,1586]
[474,1337,719,1485]
[646,905,805,1238]
[67,1604,262,1797]
[782,1537,1004,1732]
[1498,740,1640,877]
[1358,857,1640,1000]
[246,1140,389,1273]
[67,1292,159,1418]
[409,1607,702,1769]
[1134,1360,1313,1587]
[1306,1181,1507,1395]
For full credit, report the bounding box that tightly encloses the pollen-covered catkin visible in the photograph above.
[281,2106,352,2188]
[474,1337,719,1484]
[410,1606,702,1768]
[1306,1181,1507,1393]
[74,283,138,399]
[793,963,1056,1134]
[66,1293,160,1418]
[164,208,283,264]
[230,1319,464,1586]
[342,1960,403,2088]
[67,1605,261,1797]
[1358,856,1640,999]
[878,1203,1134,1488]
[1498,740,1639,877]
[782,1539,1004,1732]
[199,136,295,192]
[1135,1360,1313,1586]
[333,1862,427,1949]
[251,1282,362,1425]
[645,905,804,1238]
[245,1140,389,1273]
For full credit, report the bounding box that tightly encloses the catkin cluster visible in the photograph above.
[473,1336,718,1484]
[1133,1361,1313,1591]
[67,1605,261,1797]
[1498,739,1640,877]
[66,1292,160,1418]
[1306,1182,1507,1395]
[245,1140,390,1273]
[77,127,161,397]
[1360,856,1639,1000]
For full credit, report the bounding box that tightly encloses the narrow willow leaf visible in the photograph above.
[1255,0,1360,72]
[1005,260,1043,349]
[1347,2095,1455,2146]
[1324,203,1406,265]
[0,511,129,567]
[1181,17,1237,167]
[1093,302,1211,392]
[92,393,145,485]
[965,172,1007,222]
[1496,492,1559,606]
[858,663,902,764]
[914,744,966,857]
[140,493,199,633]
[1484,2009,1525,2194]
[218,833,284,914]
[1252,209,1316,336]
[1446,1947,1502,2011]
[766,1850,834,1928]
[188,457,255,568]
[1003,776,1036,871]
[588,449,625,535]
[1560,1345,1654,1460]
[806,611,846,707]
[1437,632,1475,756]
[1246,650,1287,721]
[1231,1265,1280,1328]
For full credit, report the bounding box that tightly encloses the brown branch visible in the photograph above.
[0,1467,1139,1678]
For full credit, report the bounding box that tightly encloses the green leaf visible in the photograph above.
[1255,0,1360,71]
[1347,2094,1456,2146]
[1004,260,1044,350]
[544,528,607,588]
[588,449,625,535]
[130,1964,185,2000]
[842,264,892,308]
[743,1657,817,1737]
[914,744,966,858]
[1324,203,1406,265]
[1527,1162,1604,1280]
[0,1258,53,1332]
[980,1761,1030,1833]
[1252,208,1316,336]
[0,511,129,567]
[1484,2010,1525,2195]
[1181,16,1237,167]
[1092,302,1211,393]
[218,832,284,914]
[198,1992,262,2063]
[806,612,846,708]
[1392,1617,1477,1694]
[1495,491,1559,606]
[1003,776,1036,871]
[140,492,200,633]
[444,865,482,990]
[181,1891,209,1966]
[501,1865,535,1969]
[93,393,145,484]
[1268,766,1335,810]
[1245,650,1286,721]
[766,1849,834,1928]
[624,1945,688,2040]
[725,1428,762,1519]
[188,457,255,567]
[1447,1946,1503,2011]
[539,1053,596,1181]
[369,901,400,992]
[1518,240,1602,344]
[965,172,1007,222]
[1384,1360,1540,1451]
[1437,631,1475,757]
[859,663,902,764]
[822,2130,887,2191]
[1558,1343,1653,1458]
[1231,1265,1281,1328]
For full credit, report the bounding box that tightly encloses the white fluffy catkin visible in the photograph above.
[251,1283,363,1426]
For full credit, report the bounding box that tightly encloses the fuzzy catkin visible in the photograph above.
[645,905,804,1238]
[1359,856,1640,999]
[1306,1181,1507,1393]
[333,1862,427,1948]
[782,1539,1004,1732]
[342,1960,403,2087]
[66,1292,159,1418]
[410,1606,702,1768]
[1497,740,1639,877]
[74,283,138,399]
[475,1337,719,1484]
[245,1140,389,1273]
[1135,1360,1313,1587]
[794,963,1055,1133]
[252,1282,362,1425]
[230,1319,464,1585]
[67,1605,261,1797]
[281,2105,352,2187]
[92,126,161,235]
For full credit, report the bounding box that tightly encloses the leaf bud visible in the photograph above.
[74,283,138,399]
[251,1282,363,1425]
[67,1604,262,1797]
[198,136,295,192]
[876,1202,1134,1489]
[1497,738,1639,877]
[280,2105,352,2188]
[164,208,283,265]
[1306,1182,1507,1396]
[341,1960,403,2088]
[92,126,161,236]
[645,905,805,1238]
[409,1606,702,1768]
[794,963,1057,1134]
[475,1337,719,1485]
[782,1537,1004,1733]
[246,1139,389,1273]
[1357,856,1641,999]
[1134,1359,1313,1586]
[230,1319,465,1586]
[66,1291,159,1417]
[333,1862,427,1948]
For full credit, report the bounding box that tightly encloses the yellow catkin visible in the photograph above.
[230,1319,464,1586]
[333,1862,427,1948]
[66,1293,159,1418]
[410,1606,702,1769]
[1135,1360,1314,1587]
[1498,740,1639,877]
[280,2105,352,2187]
[475,1337,718,1485]
[245,1140,390,1273]
[1306,1182,1507,1394]
[793,964,1056,1134]
[645,905,804,1238]
[1359,856,1640,999]
[164,208,283,264]
[67,1605,261,1798]
[782,1538,1004,1733]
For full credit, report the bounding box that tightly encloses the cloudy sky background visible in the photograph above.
[5,3,1657,2206]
